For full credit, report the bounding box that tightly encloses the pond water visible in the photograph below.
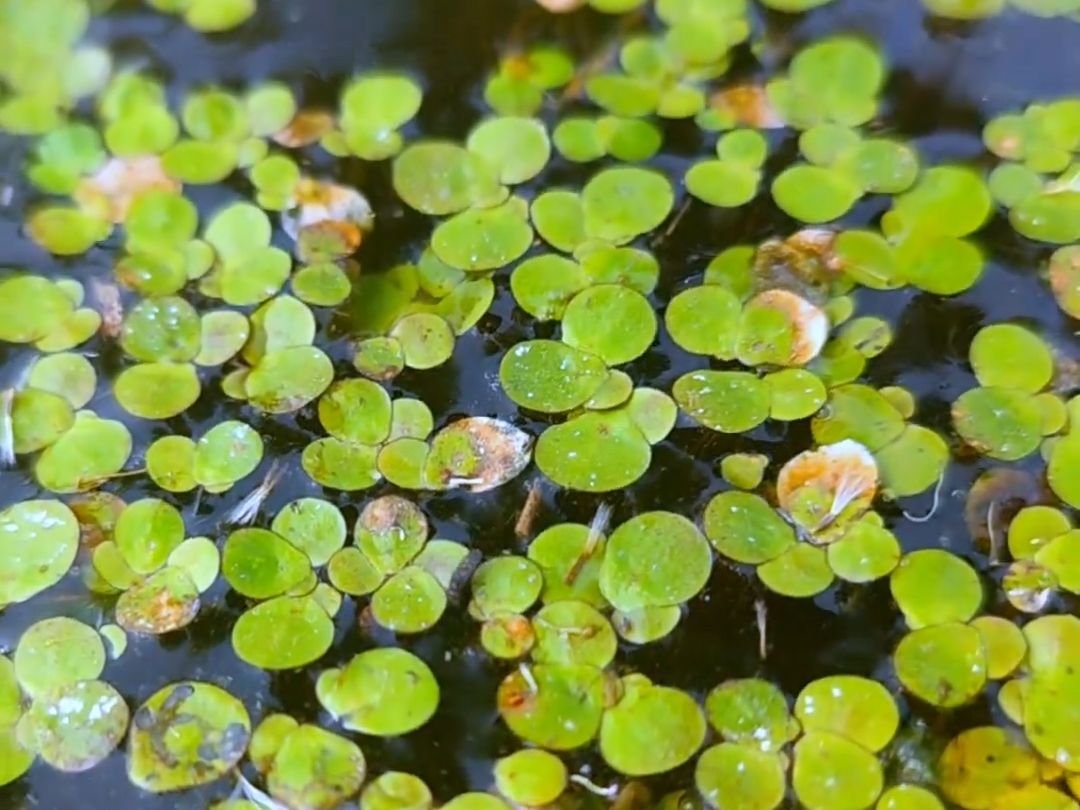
[1,0,1080,808]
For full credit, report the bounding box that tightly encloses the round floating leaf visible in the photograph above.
[390,313,456,370]
[292,262,351,307]
[952,387,1042,461]
[765,368,827,421]
[303,437,381,491]
[758,544,835,597]
[114,362,200,419]
[737,289,828,367]
[826,519,900,582]
[970,324,1053,393]
[183,0,255,31]
[528,523,608,608]
[890,166,992,237]
[532,600,617,668]
[838,138,919,194]
[327,547,384,596]
[876,785,945,810]
[116,566,200,634]
[600,512,711,612]
[27,206,110,255]
[1049,432,1080,508]
[600,678,706,776]
[10,389,73,454]
[272,498,346,567]
[496,663,606,750]
[705,679,798,753]
[393,141,503,216]
[0,275,74,343]
[704,491,795,564]
[246,346,334,414]
[195,310,250,366]
[812,384,905,451]
[232,595,334,669]
[467,116,551,184]
[35,412,132,493]
[471,556,543,618]
[665,285,741,358]
[582,167,674,244]
[695,743,786,810]
[674,370,771,433]
[371,566,447,633]
[425,417,531,492]
[20,679,128,773]
[891,550,982,629]
[895,233,983,296]
[194,420,263,489]
[511,255,589,321]
[27,353,96,410]
[939,726,1039,809]
[168,536,220,593]
[686,160,761,207]
[317,647,439,736]
[1008,505,1072,560]
[114,498,184,575]
[1035,530,1080,593]
[561,285,657,366]
[354,496,428,575]
[613,604,681,644]
[494,748,567,806]
[223,527,311,599]
[361,772,433,810]
[894,622,988,708]
[793,732,883,810]
[876,425,949,498]
[970,616,1027,680]
[318,379,392,445]
[15,617,105,698]
[772,165,861,223]
[264,724,365,810]
[128,681,250,792]
[432,197,533,271]
[482,613,536,659]
[531,189,587,253]
[580,245,660,293]
[500,339,608,414]
[378,438,430,489]
[795,675,899,752]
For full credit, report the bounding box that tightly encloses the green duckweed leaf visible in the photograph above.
[665,285,741,358]
[327,547,384,596]
[470,556,542,618]
[272,498,347,568]
[393,141,503,216]
[223,527,311,599]
[705,678,799,753]
[795,675,898,752]
[494,748,567,806]
[15,617,105,698]
[582,167,674,244]
[116,566,200,634]
[793,731,884,810]
[826,518,901,582]
[600,512,711,612]
[317,647,439,736]
[528,523,608,608]
[772,164,861,223]
[531,600,617,668]
[600,678,706,776]
[758,544,835,597]
[674,370,771,433]
[561,285,656,366]
[361,771,433,810]
[952,387,1042,461]
[695,743,786,810]
[704,491,795,564]
[232,595,334,669]
[531,189,587,253]
[894,622,988,708]
[371,566,447,633]
[128,681,250,792]
[497,663,606,750]
[890,550,982,629]
[114,362,200,419]
[500,339,608,414]
[303,437,381,491]
[114,498,184,575]
[35,412,132,493]
[467,116,551,184]
[432,197,533,272]
[511,255,589,321]
[20,679,128,773]
[536,410,652,492]
[0,275,74,343]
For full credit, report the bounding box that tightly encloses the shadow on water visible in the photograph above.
[1,0,1079,806]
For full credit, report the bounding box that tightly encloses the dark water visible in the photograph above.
[1,0,1078,807]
